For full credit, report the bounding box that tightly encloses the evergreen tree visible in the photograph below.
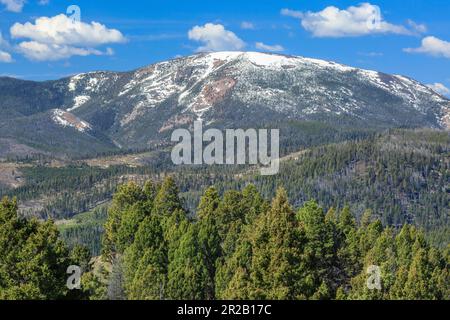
[123,215,167,299]
[0,197,71,299]
[296,200,335,298]
[197,187,221,299]
[241,184,269,225]
[102,182,146,261]
[404,248,433,299]
[152,176,183,218]
[249,188,303,299]
[167,224,209,299]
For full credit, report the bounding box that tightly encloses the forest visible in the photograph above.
[1,176,448,300]
[1,130,448,248]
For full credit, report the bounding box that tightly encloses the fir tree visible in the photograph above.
[0,197,71,299]
[249,188,303,299]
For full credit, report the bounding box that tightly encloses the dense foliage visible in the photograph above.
[100,177,449,300]
[2,129,448,248]
[0,128,448,300]
[0,197,104,300]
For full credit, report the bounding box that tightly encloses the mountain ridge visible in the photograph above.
[1,51,449,158]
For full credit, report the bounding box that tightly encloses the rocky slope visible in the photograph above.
[0,52,449,157]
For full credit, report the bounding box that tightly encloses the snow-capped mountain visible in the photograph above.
[0,52,449,157]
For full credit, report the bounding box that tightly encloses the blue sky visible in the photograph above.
[0,0,449,95]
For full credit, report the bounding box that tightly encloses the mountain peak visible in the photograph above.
[0,52,448,157]
[62,51,449,132]
[169,51,358,73]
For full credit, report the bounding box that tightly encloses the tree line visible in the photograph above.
[1,176,448,299]
[101,177,449,300]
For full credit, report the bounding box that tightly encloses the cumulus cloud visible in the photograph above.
[0,0,25,12]
[427,83,450,96]
[241,21,255,30]
[10,14,126,61]
[255,42,284,52]
[281,3,419,38]
[16,41,109,61]
[188,23,245,52]
[404,36,450,58]
[11,14,126,46]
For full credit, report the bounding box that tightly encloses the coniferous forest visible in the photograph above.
[1,176,448,300]
[1,0,450,304]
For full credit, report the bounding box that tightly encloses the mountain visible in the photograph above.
[1,51,449,158]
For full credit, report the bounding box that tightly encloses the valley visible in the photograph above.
[0,52,448,263]
[0,51,449,301]
[0,128,448,254]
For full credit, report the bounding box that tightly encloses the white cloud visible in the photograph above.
[16,41,108,61]
[280,9,303,19]
[241,21,255,30]
[281,3,417,38]
[427,83,450,96]
[0,0,25,12]
[404,36,450,58]
[0,50,12,63]
[0,31,13,62]
[255,42,284,52]
[188,23,245,52]
[406,19,427,34]
[10,14,126,61]
[11,14,126,46]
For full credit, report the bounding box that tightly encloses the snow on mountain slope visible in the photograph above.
[52,109,92,132]
[0,51,448,156]
[12,52,450,148]
[72,51,445,130]
[60,52,450,131]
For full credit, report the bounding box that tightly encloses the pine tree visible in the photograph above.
[152,176,183,218]
[116,180,157,253]
[0,197,71,300]
[296,200,335,298]
[166,224,209,299]
[66,244,93,300]
[338,205,356,236]
[241,184,269,224]
[197,187,221,299]
[249,188,302,299]
[93,178,450,301]
[107,256,126,300]
[216,235,253,299]
[123,215,167,299]
[404,248,433,299]
[336,206,361,292]
[102,182,146,261]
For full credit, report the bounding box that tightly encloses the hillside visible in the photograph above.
[0,52,449,158]
[1,129,448,250]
